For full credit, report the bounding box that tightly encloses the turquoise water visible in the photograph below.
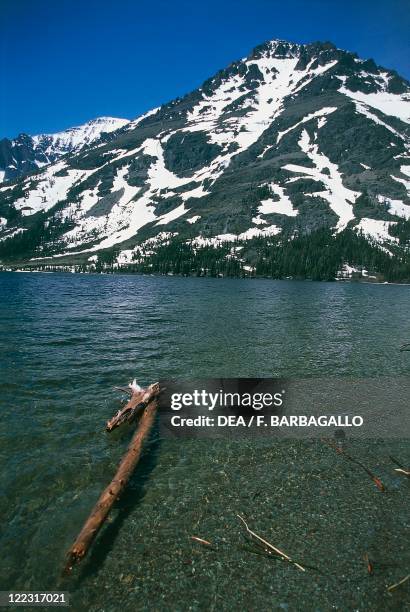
[0,273,409,610]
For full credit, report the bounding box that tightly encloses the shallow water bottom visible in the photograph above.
[4,436,408,611]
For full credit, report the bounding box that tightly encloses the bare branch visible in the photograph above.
[191,536,213,547]
[237,514,306,572]
[322,438,385,491]
[387,574,410,592]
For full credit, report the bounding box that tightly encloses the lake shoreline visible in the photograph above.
[2,268,410,285]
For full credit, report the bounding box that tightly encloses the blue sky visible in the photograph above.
[1,0,409,138]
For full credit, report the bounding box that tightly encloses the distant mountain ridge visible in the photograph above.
[0,117,129,182]
[0,38,409,279]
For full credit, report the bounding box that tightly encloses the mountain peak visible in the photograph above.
[0,36,409,269]
[0,116,130,183]
[33,116,129,143]
[249,38,339,59]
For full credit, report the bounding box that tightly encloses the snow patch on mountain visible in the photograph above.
[357,218,398,242]
[126,107,160,130]
[156,203,189,225]
[60,164,154,252]
[352,100,408,140]
[187,215,201,224]
[186,73,246,138]
[0,227,27,242]
[258,183,298,217]
[339,86,410,124]
[379,195,410,219]
[239,225,281,239]
[180,54,339,183]
[143,139,194,190]
[276,107,337,143]
[14,162,92,216]
[391,166,410,192]
[283,128,359,230]
[192,225,281,247]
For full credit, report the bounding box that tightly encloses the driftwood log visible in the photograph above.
[106,382,159,431]
[65,383,159,573]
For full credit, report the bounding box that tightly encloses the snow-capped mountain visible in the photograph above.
[0,39,409,274]
[0,117,129,182]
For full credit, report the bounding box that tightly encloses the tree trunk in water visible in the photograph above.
[65,399,158,573]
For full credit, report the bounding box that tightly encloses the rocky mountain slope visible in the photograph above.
[0,39,409,278]
[0,117,129,183]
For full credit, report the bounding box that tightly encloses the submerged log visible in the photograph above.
[65,396,158,573]
[106,381,159,431]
